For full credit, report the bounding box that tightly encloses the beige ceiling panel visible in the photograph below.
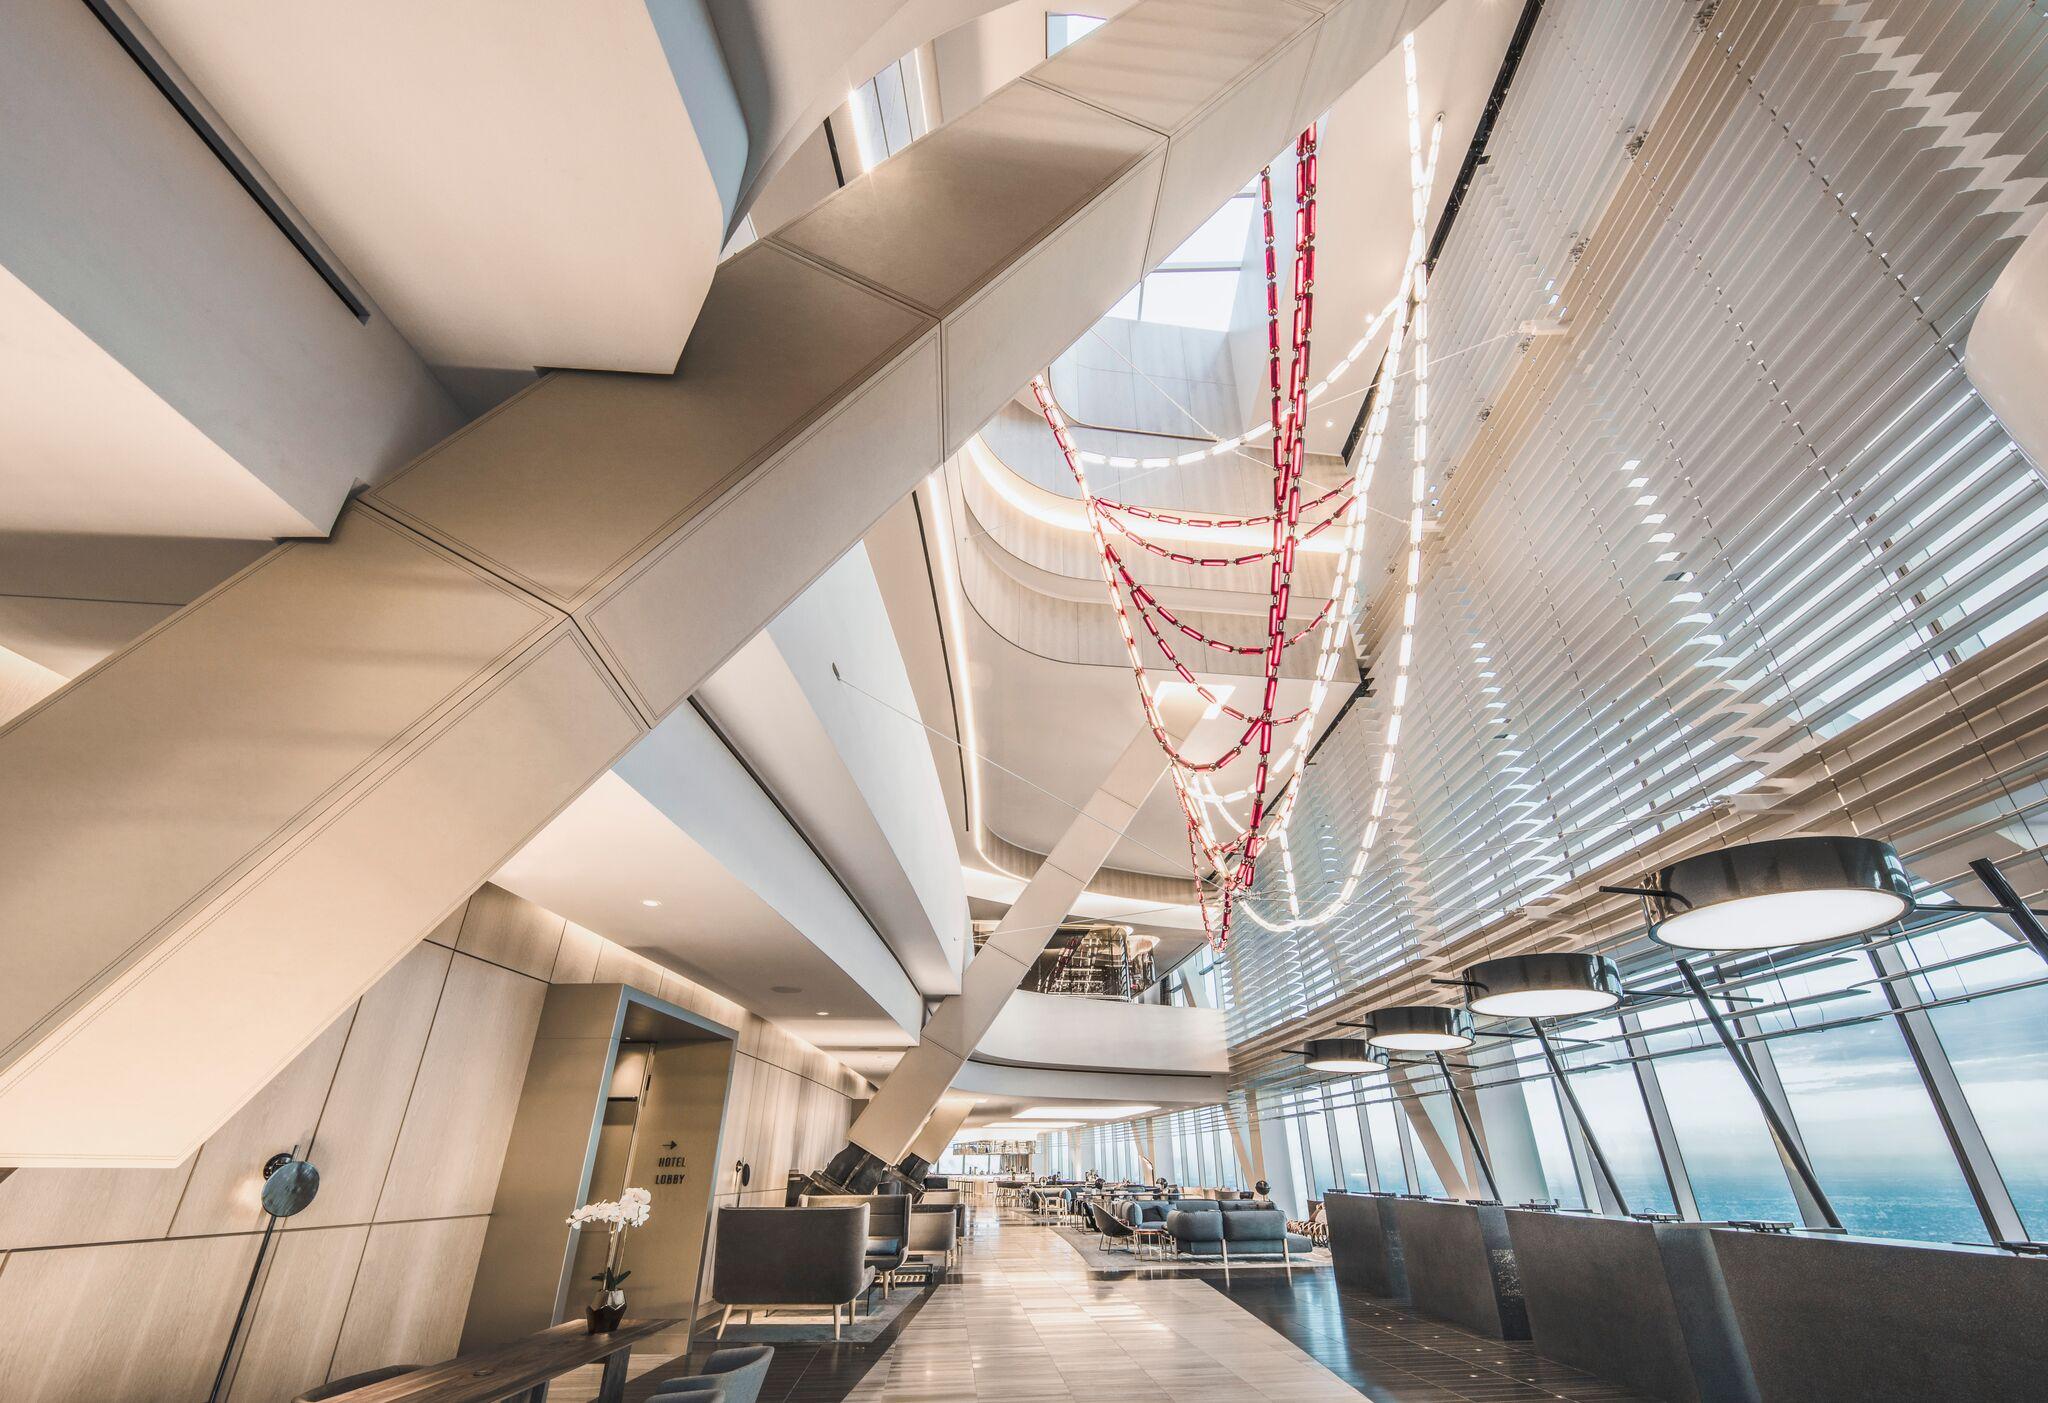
[1033,0,1318,136]
[1147,23,1320,267]
[0,622,642,1167]
[1295,0,1439,133]
[940,145,1167,451]
[775,80,1161,317]
[0,0,1418,1164]
[368,244,935,610]
[0,508,558,1074]
[583,331,945,719]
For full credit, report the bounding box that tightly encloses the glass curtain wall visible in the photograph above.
[1242,902,2048,1246]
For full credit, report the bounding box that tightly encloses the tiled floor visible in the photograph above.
[589,1205,1652,1402]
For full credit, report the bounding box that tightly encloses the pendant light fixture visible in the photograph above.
[1302,1037,1387,1073]
[1608,836,1913,952]
[1365,1004,1475,1051]
[1460,952,1624,1017]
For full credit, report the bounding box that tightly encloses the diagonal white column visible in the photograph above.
[907,1093,982,1167]
[844,711,1194,1167]
[0,0,1441,1166]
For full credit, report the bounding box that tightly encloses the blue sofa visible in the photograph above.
[1164,1199,1311,1261]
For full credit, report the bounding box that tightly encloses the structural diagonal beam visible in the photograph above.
[0,0,1443,1165]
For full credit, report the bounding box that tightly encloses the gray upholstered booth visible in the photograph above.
[802,1193,910,1288]
[710,1206,874,1340]
[1164,1199,1310,1260]
[1709,1230,2048,1402]
[1324,1191,1409,1301]
[909,1201,959,1264]
[921,1186,967,1237]
[651,1345,774,1403]
[1389,1199,1529,1339]
[1505,1210,1727,1403]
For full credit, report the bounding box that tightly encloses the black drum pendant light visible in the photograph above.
[1654,835,1911,950]
[1461,952,1624,1017]
[1608,835,1914,952]
[1365,1004,1475,1051]
[1302,1037,1387,1073]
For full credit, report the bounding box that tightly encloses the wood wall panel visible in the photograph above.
[550,920,604,983]
[0,1233,259,1402]
[374,955,545,1221]
[224,1224,369,1403]
[327,1216,491,1381]
[455,882,567,978]
[291,941,453,1230]
[0,1155,192,1251]
[0,882,866,1401]
[171,1010,354,1236]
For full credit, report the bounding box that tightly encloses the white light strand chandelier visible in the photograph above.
[1033,34,1443,948]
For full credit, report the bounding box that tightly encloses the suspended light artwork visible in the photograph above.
[1035,34,1444,948]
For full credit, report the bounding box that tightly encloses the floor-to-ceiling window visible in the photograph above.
[1630,999,1800,1223]
[1365,1100,1409,1193]
[1508,1042,1588,1209]
[1332,1087,1375,1191]
[1903,919,2048,1237]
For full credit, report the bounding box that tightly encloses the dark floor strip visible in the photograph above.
[1201,1270,1655,1403]
[622,1275,949,1403]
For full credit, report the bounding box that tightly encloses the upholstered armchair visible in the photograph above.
[711,1205,874,1340]
[1089,1199,1138,1251]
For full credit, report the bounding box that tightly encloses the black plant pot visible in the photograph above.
[586,1290,627,1334]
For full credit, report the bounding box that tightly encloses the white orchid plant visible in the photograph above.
[568,1186,652,1295]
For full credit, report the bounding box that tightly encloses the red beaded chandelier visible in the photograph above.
[1035,38,1444,949]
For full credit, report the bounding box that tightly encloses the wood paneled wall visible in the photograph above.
[0,883,869,1402]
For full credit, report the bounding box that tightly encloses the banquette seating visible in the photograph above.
[711,1205,875,1340]
[1163,1198,1311,1261]
[800,1193,912,1290]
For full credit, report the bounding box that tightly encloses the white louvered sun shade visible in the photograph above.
[1226,0,2048,1045]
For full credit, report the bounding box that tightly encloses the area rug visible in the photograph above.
[1051,1222,1333,1272]
[689,1279,927,1343]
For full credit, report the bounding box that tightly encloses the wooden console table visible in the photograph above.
[322,1318,681,1402]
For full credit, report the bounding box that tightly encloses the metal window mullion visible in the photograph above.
[1869,940,2028,1244]
[1622,1009,1700,1219]
[1394,1096,1422,1191]
[1354,1098,1385,1193]
[1553,1077,1619,1214]
[1729,1013,1835,1230]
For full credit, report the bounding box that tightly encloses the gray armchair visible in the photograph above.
[1089,1199,1137,1251]
[651,1345,773,1403]
[710,1205,874,1340]
[1119,1197,1175,1230]
[801,1193,910,1291]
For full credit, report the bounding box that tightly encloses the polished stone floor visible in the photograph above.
[583,1204,1652,1403]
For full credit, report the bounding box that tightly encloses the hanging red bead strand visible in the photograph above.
[1034,123,1322,949]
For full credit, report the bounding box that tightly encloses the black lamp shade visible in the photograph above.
[1365,1004,1474,1050]
[1648,836,1912,951]
[1463,953,1623,1017]
[1303,1037,1386,1073]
